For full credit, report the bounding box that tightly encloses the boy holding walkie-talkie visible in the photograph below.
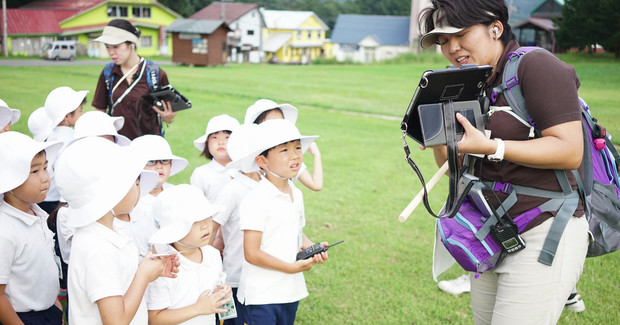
[237,119,335,325]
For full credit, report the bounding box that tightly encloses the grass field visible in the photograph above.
[1,54,619,324]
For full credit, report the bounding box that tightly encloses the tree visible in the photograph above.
[556,0,620,58]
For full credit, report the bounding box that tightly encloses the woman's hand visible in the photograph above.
[152,100,177,124]
[455,113,495,155]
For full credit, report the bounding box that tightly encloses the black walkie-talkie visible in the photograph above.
[296,240,344,260]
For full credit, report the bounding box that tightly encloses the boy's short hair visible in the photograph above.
[44,86,89,127]
[0,132,62,194]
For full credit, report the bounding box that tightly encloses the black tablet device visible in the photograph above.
[401,65,493,147]
[142,85,192,112]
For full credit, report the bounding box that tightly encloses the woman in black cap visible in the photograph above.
[92,19,176,139]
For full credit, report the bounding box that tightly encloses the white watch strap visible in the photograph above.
[487,138,505,162]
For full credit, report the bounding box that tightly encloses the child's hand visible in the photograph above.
[138,253,180,282]
[307,142,320,156]
[312,242,329,264]
[291,258,314,273]
[194,288,230,315]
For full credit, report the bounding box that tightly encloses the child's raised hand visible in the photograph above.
[307,142,320,156]
[138,253,180,282]
[194,287,230,315]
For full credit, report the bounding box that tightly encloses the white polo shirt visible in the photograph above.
[237,179,308,305]
[56,204,74,263]
[44,126,74,202]
[68,222,148,325]
[114,211,158,258]
[213,172,259,287]
[190,160,236,202]
[146,246,222,325]
[0,201,59,312]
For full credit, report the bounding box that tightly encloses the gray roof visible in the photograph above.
[165,18,227,34]
[331,14,410,46]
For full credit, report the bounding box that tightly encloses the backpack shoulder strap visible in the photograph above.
[144,60,161,92]
[103,62,116,115]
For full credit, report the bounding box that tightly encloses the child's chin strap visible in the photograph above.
[175,241,198,249]
[265,168,290,180]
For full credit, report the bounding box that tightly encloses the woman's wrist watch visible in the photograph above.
[487,138,505,162]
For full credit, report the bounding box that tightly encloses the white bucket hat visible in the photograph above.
[44,86,89,127]
[226,123,260,173]
[149,184,225,244]
[244,99,298,125]
[0,131,62,194]
[193,114,240,151]
[28,107,54,141]
[130,135,188,176]
[55,137,158,228]
[243,119,318,172]
[0,99,20,128]
[420,8,466,48]
[72,111,130,146]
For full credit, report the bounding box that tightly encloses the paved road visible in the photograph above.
[0,59,172,67]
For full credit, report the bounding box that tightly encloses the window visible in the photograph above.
[318,31,323,39]
[141,36,152,48]
[108,5,128,17]
[297,31,302,40]
[247,30,254,36]
[192,39,208,54]
[307,31,312,39]
[133,6,151,18]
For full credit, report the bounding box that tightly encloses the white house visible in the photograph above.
[191,2,265,63]
[331,14,411,63]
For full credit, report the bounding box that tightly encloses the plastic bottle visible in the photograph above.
[217,272,237,320]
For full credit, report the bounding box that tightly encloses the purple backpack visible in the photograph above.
[492,47,620,258]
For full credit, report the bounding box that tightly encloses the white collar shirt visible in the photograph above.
[213,172,259,287]
[0,201,59,312]
[68,222,147,325]
[237,179,307,305]
[44,126,74,202]
[190,160,237,202]
[146,246,222,325]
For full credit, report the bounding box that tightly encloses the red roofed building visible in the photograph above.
[1,0,181,57]
[189,2,265,63]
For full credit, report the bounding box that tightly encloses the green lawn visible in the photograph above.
[1,54,619,324]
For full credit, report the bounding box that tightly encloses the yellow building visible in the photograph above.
[261,10,330,64]
[2,0,180,58]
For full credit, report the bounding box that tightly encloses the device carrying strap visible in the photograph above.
[401,101,473,219]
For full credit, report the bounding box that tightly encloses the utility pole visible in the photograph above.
[2,0,8,57]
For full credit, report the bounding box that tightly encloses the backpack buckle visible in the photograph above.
[493,182,512,194]
[506,76,519,90]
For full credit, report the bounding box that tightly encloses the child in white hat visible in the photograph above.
[71,110,131,146]
[237,119,329,325]
[0,131,63,324]
[28,107,54,142]
[244,99,324,191]
[54,137,179,324]
[124,134,189,256]
[40,86,89,215]
[0,99,21,133]
[146,184,232,325]
[210,123,261,325]
[190,114,240,202]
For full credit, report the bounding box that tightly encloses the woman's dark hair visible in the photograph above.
[254,108,283,124]
[420,0,515,45]
[200,130,232,160]
[108,18,141,38]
